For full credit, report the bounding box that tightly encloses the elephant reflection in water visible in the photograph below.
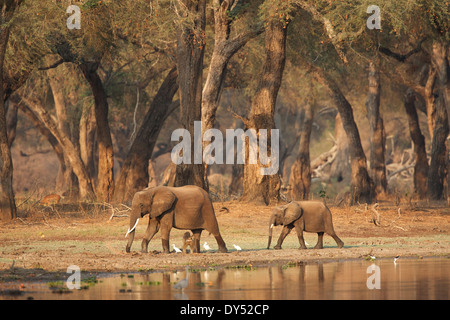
[267,262,345,299]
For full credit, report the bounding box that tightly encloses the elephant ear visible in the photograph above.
[150,187,176,218]
[282,202,302,225]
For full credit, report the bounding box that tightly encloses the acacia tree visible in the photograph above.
[173,0,208,189]
[201,0,263,133]
[310,63,374,204]
[289,101,313,200]
[298,0,448,201]
[427,40,449,200]
[10,91,96,199]
[45,60,82,197]
[10,96,69,192]
[288,1,375,204]
[403,88,428,198]
[79,61,115,202]
[8,0,178,203]
[5,0,116,201]
[0,0,21,220]
[114,66,179,202]
[0,0,36,219]
[241,2,291,204]
[374,0,449,199]
[37,1,116,201]
[113,1,264,199]
[365,58,387,195]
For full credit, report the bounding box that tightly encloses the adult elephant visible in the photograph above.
[267,201,344,250]
[125,185,228,253]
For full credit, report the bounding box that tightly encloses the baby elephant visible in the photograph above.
[267,201,344,250]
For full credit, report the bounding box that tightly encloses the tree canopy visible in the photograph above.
[0,0,448,220]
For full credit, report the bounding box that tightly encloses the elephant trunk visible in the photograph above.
[125,215,140,253]
[267,215,276,249]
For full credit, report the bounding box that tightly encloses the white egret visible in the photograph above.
[173,244,182,253]
[233,244,242,251]
[203,242,211,251]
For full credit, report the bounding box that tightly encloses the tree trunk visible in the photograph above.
[403,88,428,198]
[241,20,286,205]
[0,4,16,221]
[47,64,72,140]
[227,119,244,196]
[427,96,449,200]
[202,0,263,133]
[0,97,15,221]
[330,113,350,183]
[365,60,387,195]
[11,94,95,200]
[114,67,178,202]
[311,64,374,204]
[80,64,115,202]
[229,163,243,196]
[6,102,18,147]
[14,101,67,191]
[290,103,313,200]
[47,64,80,197]
[79,104,97,184]
[427,41,449,200]
[174,0,207,190]
[201,0,233,134]
[424,66,437,141]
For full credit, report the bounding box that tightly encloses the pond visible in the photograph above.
[1,257,449,300]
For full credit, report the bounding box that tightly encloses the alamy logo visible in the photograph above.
[66,265,81,289]
[66,5,81,30]
[366,264,381,289]
[366,5,381,30]
[171,121,279,175]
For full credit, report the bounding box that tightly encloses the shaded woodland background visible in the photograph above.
[0,0,448,221]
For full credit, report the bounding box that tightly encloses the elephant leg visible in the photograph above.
[294,224,307,249]
[160,224,171,253]
[191,229,202,253]
[213,233,228,253]
[202,201,228,253]
[206,227,227,253]
[275,225,293,250]
[314,232,324,249]
[141,219,160,253]
[329,232,344,248]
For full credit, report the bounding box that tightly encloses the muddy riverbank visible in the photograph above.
[0,200,448,282]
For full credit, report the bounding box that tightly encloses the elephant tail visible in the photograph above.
[125,218,140,238]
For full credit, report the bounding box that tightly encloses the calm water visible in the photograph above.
[1,257,449,300]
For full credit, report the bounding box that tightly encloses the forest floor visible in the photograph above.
[0,199,449,282]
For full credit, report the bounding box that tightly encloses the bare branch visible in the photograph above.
[379,38,426,62]
[227,107,249,127]
[38,58,64,71]
[294,1,348,64]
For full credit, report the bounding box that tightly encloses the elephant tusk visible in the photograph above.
[125,218,140,238]
[270,224,274,229]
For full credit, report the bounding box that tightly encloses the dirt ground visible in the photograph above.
[0,199,449,282]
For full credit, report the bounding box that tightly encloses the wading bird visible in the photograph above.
[203,242,211,251]
[173,244,182,253]
[394,255,400,264]
[173,266,189,291]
